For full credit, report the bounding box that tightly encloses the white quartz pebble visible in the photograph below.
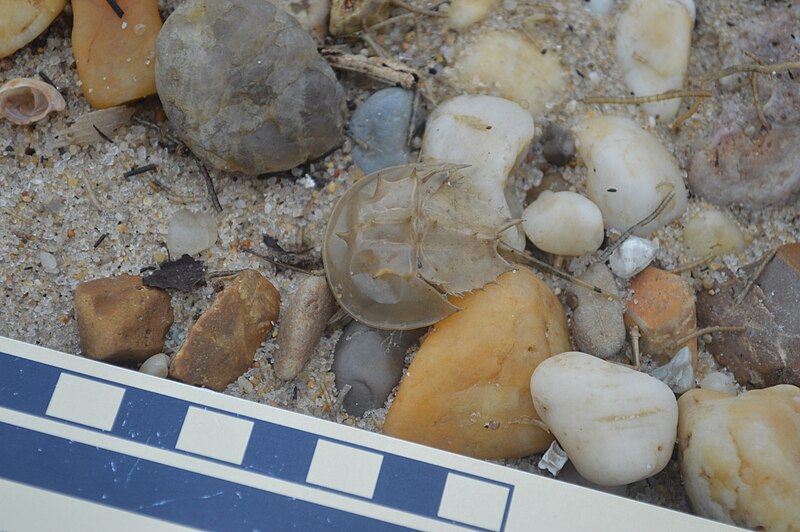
[698,371,738,395]
[453,31,565,117]
[139,353,170,378]
[586,0,615,15]
[682,208,746,258]
[649,346,694,394]
[166,209,218,257]
[531,351,678,486]
[448,0,501,30]
[39,251,58,273]
[616,0,695,119]
[421,95,534,249]
[575,116,688,236]
[608,236,659,278]
[522,191,604,256]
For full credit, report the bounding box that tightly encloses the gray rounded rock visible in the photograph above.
[333,321,425,417]
[350,88,415,174]
[541,124,575,167]
[567,263,626,360]
[155,0,347,174]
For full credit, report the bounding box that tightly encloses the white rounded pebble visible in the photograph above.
[166,209,218,257]
[522,191,604,256]
[139,353,170,378]
[575,116,688,236]
[608,236,659,278]
[421,94,534,249]
[682,208,746,259]
[616,0,695,119]
[531,351,678,486]
[448,0,501,30]
[39,251,58,273]
[699,371,738,395]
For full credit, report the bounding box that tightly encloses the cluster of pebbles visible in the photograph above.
[2,0,800,529]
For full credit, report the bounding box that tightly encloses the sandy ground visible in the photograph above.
[2,0,798,517]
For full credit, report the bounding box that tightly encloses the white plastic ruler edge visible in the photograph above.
[0,336,735,531]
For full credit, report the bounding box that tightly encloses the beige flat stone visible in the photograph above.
[71,0,162,108]
[170,270,280,392]
[0,0,66,59]
[678,386,800,530]
[74,274,173,364]
[383,268,570,459]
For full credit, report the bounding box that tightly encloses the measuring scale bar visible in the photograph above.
[0,336,732,531]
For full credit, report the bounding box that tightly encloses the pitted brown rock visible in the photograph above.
[170,270,280,391]
[74,274,173,364]
[697,244,800,388]
[687,3,800,208]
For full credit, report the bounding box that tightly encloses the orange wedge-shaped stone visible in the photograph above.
[72,0,162,108]
[383,269,570,459]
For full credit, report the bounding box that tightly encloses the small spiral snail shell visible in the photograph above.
[0,77,65,125]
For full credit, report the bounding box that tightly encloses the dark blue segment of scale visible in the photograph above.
[0,350,511,531]
[0,421,405,531]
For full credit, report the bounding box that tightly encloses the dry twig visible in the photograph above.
[584,89,712,105]
[672,326,747,348]
[598,190,676,261]
[322,48,419,89]
[735,248,778,304]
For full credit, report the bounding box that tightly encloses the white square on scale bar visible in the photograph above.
[305,439,384,499]
[46,373,125,431]
[437,473,510,532]
[175,406,254,465]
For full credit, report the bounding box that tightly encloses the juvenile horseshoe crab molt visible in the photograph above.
[323,162,622,330]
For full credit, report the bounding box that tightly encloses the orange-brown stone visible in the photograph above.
[383,269,570,459]
[625,266,697,365]
[71,0,162,108]
[75,274,173,363]
[170,270,280,391]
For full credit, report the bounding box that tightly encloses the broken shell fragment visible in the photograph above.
[0,0,66,59]
[53,106,134,147]
[0,78,65,125]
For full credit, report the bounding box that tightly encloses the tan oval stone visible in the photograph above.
[71,0,162,108]
[170,270,280,391]
[74,274,173,364]
[453,31,566,117]
[682,208,745,259]
[275,275,338,381]
[0,0,66,59]
[383,268,570,459]
[678,386,800,530]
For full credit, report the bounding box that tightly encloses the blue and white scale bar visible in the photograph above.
[0,337,732,531]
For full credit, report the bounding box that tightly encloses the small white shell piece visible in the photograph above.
[0,77,65,125]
